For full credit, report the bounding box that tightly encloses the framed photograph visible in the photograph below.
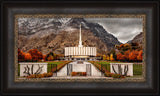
[1,0,159,95]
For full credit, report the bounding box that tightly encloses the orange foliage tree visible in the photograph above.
[116,53,125,61]
[47,55,54,61]
[137,50,143,61]
[28,49,43,61]
[18,48,25,61]
[110,54,115,61]
[24,53,32,60]
[129,50,139,61]
[43,55,46,61]
[124,50,131,61]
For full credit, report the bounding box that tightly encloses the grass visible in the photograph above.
[133,64,142,75]
[47,61,65,73]
[18,64,20,76]
[47,61,65,65]
[92,61,142,76]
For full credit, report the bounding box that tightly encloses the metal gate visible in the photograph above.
[86,64,92,76]
[67,64,72,76]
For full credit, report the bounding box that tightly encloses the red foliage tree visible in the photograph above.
[137,50,143,61]
[116,53,125,61]
[129,50,139,61]
[119,44,124,48]
[43,55,46,60]
[124,50,131,61]
[24,53,32,60]
[18,48,25,61]
[28,49,43,61]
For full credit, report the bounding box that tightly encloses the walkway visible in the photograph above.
[56,61,102,77]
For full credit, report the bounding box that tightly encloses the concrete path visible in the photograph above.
[56,61,102,77]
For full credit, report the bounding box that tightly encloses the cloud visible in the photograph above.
[85,18,143,43]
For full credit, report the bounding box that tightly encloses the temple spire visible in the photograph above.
[78,23,83,47]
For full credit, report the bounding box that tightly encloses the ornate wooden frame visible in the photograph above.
[1,0,159,95]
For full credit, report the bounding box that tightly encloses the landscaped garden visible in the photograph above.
[89,61,143,78]
[47,61,71,73]
[18,61,72,78]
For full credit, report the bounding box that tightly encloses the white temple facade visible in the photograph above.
[64,24,97,61]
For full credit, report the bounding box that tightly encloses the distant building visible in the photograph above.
[64,24,97,60]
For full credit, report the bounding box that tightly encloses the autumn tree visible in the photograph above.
[109,48,117,60]
[106,55,110,61]
[103,55,107,60]
[28,49,43,61]
[96,53,99,56]
[47,55,54,61]
[53,53,57,60]
[110,53,114,61]
[124,50,131,61]
[43,55,46,61]
[24,53,32,61]
[116,53,125,61]
[118,43,131,54]
[18,48,25,61]
[129,50,139,61]
[131,42,140,50]
[137,50,143,61]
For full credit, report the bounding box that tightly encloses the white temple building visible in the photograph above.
[64,24,97,61]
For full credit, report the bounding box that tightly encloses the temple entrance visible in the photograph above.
[67,63,92,76]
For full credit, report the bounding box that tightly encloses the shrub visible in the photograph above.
[104,72,114,77]
[82,72,87,76]
[27,72,53,78]
[71,72,77,76]
[112,74,122,78]
[71,72,87,76]
[48,72,53,77]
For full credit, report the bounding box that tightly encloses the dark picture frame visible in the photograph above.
[1,0,159,95]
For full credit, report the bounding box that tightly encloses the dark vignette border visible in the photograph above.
[1,0,159,95]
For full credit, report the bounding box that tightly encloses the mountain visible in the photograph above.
[18,18,121,55]
[127,32,143,46]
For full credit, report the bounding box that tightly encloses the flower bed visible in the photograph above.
[104,72,125,78]
[71,72,87,76]
[27,72,53,78]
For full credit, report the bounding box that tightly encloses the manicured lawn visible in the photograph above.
[133,64,142,75]
[92,61,143,76]
[47,61,66,73]
[47,61,65,65]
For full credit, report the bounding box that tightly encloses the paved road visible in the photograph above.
[56,61,102,77]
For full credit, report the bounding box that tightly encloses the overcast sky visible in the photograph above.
[85,18,143,43]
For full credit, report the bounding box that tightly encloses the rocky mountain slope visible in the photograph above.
[18,18,121,55]
[127,32,143,46]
